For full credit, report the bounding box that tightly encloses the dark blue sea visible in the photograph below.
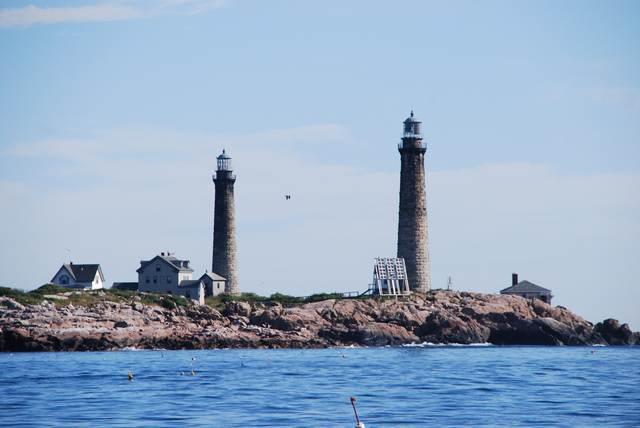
[1,346,639,427]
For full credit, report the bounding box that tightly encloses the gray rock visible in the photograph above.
[114,320,129,329]
[595,318,638,345]
[353,322,419,346]
[416,311,490,344]
[0,297,25,311]
[225,301,252,317]
[43,294,68,301]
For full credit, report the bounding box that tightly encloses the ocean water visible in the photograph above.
[0,346,639,427]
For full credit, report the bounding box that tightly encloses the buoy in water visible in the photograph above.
[350,397,365,428]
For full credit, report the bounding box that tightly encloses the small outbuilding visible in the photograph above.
[177,280,205,305]
[500,273,552,304]
[112,282,139,291]
[51,263,104,290]
[199,272,226,297]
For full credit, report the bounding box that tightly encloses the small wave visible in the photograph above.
[454,343,493,347]
[402,342,493,348]
[332,344,365,349]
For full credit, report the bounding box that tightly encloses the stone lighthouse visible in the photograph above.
[397,111,431,292]
[212,149,239,294]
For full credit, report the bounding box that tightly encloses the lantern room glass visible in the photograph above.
[217,157,232,171]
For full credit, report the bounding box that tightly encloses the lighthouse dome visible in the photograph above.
[217,149,231,160]
[404,110,421,123]
[403,111,422,137]
[216,149,232,171]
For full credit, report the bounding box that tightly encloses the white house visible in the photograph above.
[177,280,206,305]
[51,263,105,290]
[137,252,205,304]
[199,272,226,297]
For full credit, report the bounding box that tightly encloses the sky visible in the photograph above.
[1,0,639,328]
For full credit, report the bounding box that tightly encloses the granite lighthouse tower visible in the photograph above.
[397,111,431,292]
[212,149,239,294]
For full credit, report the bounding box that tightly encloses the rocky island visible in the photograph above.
[1,286,637,352]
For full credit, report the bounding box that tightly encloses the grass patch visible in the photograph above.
[0,286,43,306]
[134,292,185,309]
[305,292,345,302]
[0,284,193,309]
[204,291,353,310]
[33,284,71,295]
[205,292,267,311]
[2,284,360,311]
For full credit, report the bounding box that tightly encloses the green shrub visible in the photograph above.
[204,290,359,310]
[32,284,69,295]
[0,286,24,299]
[269,293,304,304]
[0,286,46,306]
[1,284,204,310]
[167,294,189,308]
[304,292,344,302]
[106,289,136,299]
[139,293,163,306]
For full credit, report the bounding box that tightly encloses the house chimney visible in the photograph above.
[512,273,518,286]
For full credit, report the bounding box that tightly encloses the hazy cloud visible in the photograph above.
[0,1,227,28]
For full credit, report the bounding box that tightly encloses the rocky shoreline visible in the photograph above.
[1,291,638,352]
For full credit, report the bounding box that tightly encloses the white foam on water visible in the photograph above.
[402,342,493,347]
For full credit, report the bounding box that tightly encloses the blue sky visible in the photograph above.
[1,1,639,327]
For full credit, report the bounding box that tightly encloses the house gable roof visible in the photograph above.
[51,264,75,283]
[199,272,226,282]
[70,264,104,282]
[136,254,194,274]
[179,280,203,289]
[53,264,104,283]
[501,280,551,294]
